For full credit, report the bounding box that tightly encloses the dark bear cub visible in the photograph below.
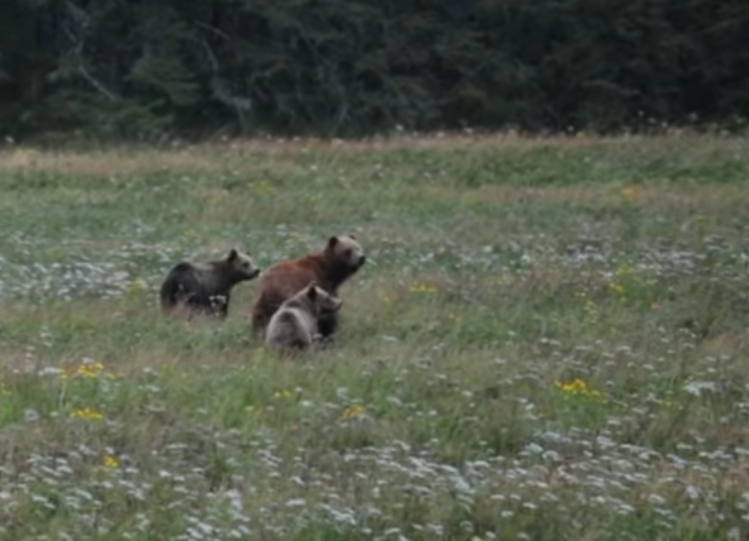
[160,249,260,319]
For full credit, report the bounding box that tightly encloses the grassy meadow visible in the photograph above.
[1,133,749,540]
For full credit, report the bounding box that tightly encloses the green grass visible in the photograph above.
[1,132,749,540]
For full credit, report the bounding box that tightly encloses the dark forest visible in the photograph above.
[2,0,748,140]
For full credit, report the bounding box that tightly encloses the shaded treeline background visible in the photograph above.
[1,0,748,140]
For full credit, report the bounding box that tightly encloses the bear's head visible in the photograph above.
[226,249,261,282]
[301,281,343,315]
[323,234,366,280]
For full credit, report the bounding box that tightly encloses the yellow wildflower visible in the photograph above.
[554,378,607,404]
[409,283,439,294]
[555,378,586,393]
[126,279,149,293]
[62,360,106,380]
[614,265,634,277]
[620,186,636,201]
[70,407,104,421]
[274,389,294,399]
[78,362,105,378]
[340,404,367,422]
[103,455,120,469]
[609,281,625,296]
[245,405,261,415]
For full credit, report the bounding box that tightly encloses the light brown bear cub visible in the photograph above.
[160,249,260,319]
[265,282,342,350]
[251,234,365,339]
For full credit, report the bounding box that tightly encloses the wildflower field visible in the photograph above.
[1,133,749,540]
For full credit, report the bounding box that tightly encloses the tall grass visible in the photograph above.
[1,133,748,540]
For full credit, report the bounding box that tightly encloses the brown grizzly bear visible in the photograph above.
[265,282,343,351]
[160,249,260,319]
[251,235,366,338]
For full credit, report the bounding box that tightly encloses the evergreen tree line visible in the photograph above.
[1,0,748,140]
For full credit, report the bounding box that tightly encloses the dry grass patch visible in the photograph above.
[423,184,749,210]
[2,131,746,177]
[0,146,300,177]
[222,130,749,154]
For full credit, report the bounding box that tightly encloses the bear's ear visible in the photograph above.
[307,283,318,300]
[327,236,339,249]
[228,249,238,262]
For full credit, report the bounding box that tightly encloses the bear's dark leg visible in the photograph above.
[317,314,338,340]
[214,303,229,319]
[208,294,229,319]
[216,297,229,319]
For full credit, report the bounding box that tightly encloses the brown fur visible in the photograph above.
[251,235,365,338]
